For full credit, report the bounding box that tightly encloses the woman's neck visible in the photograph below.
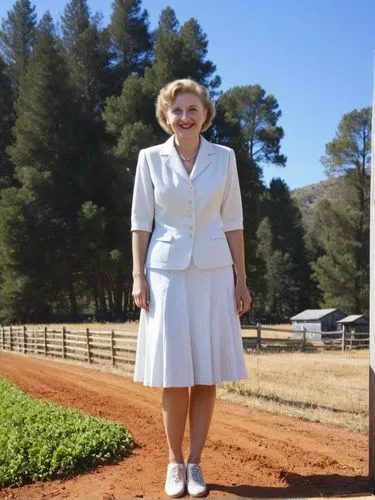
[174,135,200,157]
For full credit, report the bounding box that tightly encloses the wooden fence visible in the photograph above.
[0,324,368,375]
[242,325,369,351]
[0,326,137,373]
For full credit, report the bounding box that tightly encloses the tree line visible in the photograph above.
[0,0,371,323]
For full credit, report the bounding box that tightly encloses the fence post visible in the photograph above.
[301,328,306,352]
[44,327,47,356]
[86,328,91,364]
[10,326,13,351]
[256,323,262,351]
[0,326,3,350]
[23,325,27,353]
[349,331,354,350]
[62,327,66,359]
[111,330,115,367]
[342,329,346,351]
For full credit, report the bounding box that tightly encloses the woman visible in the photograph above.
[131,78,252,498]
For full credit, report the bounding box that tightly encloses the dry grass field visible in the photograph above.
[219,349,368,432]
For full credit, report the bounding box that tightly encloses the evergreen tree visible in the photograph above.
[214,84,287,302]
[313,108,371,314]
[0,0,37,90]
[107,0,151,94]
[0,56,14,187]
[258,179,310,317]
[0,15,82,321]
[216,85,286,167]
[61,0,111,114]
[144,8,220,97]
[178,18,220,93]
[312,173,370,314]
[103,74,156,318]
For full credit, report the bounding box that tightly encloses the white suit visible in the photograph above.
[131,135,243,270]
[131,134,248,387]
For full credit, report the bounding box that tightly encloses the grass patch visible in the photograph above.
[0,377,134,488]
[218,350,368,432]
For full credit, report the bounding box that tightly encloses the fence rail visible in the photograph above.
[0,324,368,374]
[242,325,369,351]
[0,326,137,372]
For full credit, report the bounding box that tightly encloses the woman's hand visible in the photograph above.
[132,275,150,312]
[235,281,252,316]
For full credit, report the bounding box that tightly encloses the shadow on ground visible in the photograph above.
[208,472,372,498]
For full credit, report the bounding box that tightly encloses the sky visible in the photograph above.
[1,0,374,189]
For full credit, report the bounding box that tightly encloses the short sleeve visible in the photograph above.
[131,150,154,232]
[221,149,244,232]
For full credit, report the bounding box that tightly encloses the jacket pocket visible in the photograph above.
[154,232,174,242]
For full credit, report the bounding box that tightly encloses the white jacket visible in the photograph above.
[131,135,243,270]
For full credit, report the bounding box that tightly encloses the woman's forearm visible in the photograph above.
[225,230,247,283]
[132,230,151,277]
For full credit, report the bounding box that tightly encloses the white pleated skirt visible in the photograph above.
[133,261,248,388]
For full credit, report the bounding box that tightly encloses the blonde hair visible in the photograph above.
[156,79,215,135]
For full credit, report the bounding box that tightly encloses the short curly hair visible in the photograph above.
[156,79,216,135]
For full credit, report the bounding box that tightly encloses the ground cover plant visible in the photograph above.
[0,378,134,487]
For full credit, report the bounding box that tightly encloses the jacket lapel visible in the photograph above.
[160,135,190,180]
[190,136,215,181]
[160,135,215,181]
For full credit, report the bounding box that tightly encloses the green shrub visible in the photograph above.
[0,378,134,487]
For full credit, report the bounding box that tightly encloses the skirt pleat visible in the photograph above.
[133,262,248,387]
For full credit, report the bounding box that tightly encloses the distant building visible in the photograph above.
[337,315,369,334]
[290,309,346,338]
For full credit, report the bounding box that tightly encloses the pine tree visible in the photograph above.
[107,0,151,94]
[103,74,156,318]
[144,8,220,96]
[216,85,286,167]
[147,6,181,87]
[61,0,111,114]
[259,179,310,317]
[1,15,82,321]
[313,108,371,314]
[214,84,288,304]
[0,56,14,187]
[0,0,37,90]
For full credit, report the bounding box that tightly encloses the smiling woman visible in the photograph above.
[130,78,252,497]
[156,79,215,175]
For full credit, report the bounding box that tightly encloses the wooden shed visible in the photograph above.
[290,309,346,337]
[337,315,369,333]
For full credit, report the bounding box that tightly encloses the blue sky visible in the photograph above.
[1,0,374,189]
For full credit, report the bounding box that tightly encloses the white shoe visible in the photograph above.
[186,463,207,497]
[165,463,186,498]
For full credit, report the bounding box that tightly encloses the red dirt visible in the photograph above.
[0,351,370,499]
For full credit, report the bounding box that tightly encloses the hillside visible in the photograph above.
[292,176,345,229]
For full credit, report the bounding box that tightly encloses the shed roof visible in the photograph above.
[337,314,369,324]
[290,309,339,321]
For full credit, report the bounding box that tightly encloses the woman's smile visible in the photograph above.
[166,92,207,139]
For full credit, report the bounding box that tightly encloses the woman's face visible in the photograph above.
[166,92,208,141]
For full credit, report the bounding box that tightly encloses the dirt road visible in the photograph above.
[0,351,370,499]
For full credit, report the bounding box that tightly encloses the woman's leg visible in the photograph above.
[162,387,189,463]
[188,384,216,464]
